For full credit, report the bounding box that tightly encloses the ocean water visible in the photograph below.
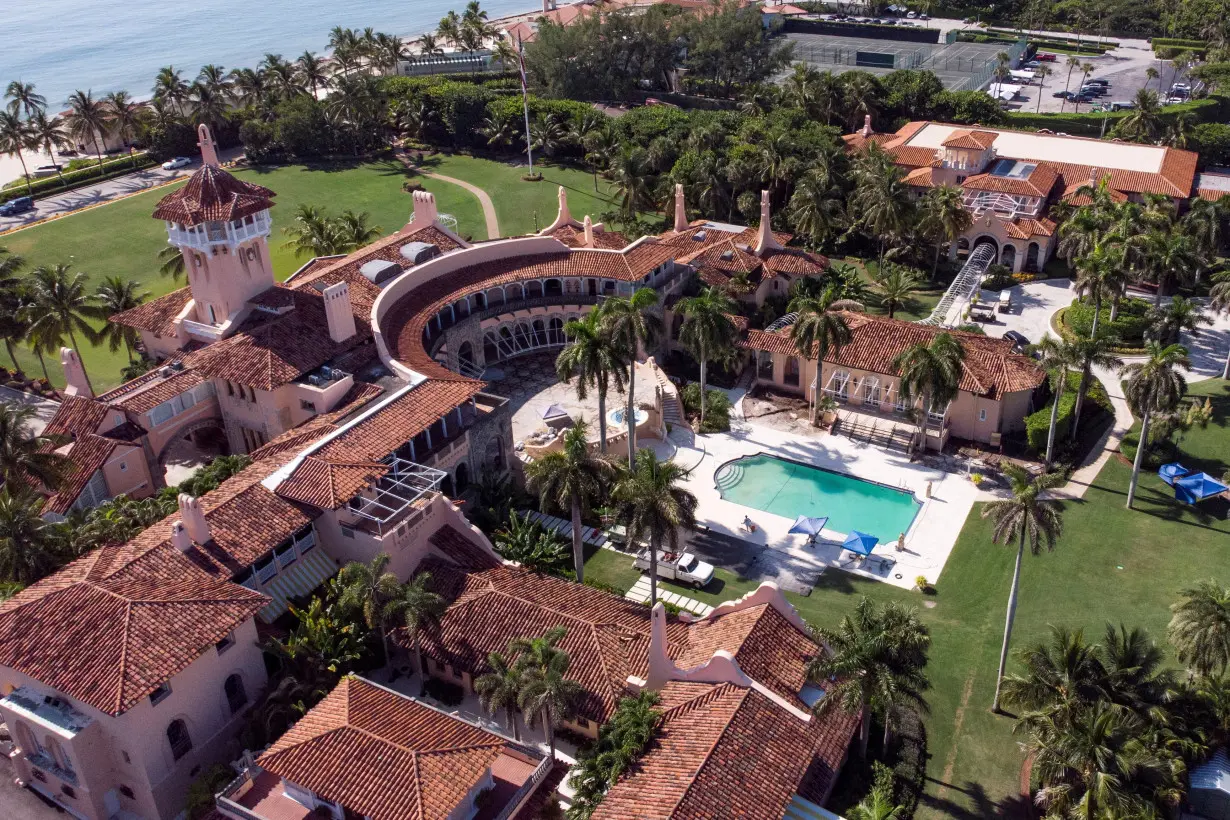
[1,0,538,111]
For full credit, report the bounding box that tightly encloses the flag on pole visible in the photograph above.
[517,34,534,176]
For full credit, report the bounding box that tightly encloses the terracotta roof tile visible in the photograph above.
[1004,217,1057,239]
[428,526,502,571]
[0,544,265,715]
[248,382,386,461]
[941,129,998,150]
[548,224,630,250]
[904,167,941,188]
[275,457,388,509]
[43,396,109,440]
[962,163,1058,198]
[152,165,275,225]
[760,248,829,277]
[42,434,122,515]
[108,369,206,414]
[259,677,544,820]
[110,287,193,338]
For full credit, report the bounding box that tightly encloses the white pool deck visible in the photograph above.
[674,415,979,591]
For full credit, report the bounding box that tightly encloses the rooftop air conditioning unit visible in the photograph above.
[319,366,333,380]
[359,259,402,286]
[400,242,440,265]
[159,367,174,378]
[693,230,707,242]
[170,361,185,371]
[720,250,734,261]
[308,375,325,387]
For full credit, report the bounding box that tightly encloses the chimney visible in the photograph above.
[170,520,193,553]
[411,190,439,226]
[583,215,595,248]
[754,190,783,256]
[197,124,220,167]
[673,183,688,232]
[60,348,93,399]
[322,281,357,344]
[555,186,572,227]
[862,114,873,138]
[178,493,212,545]
[646,602,678,691]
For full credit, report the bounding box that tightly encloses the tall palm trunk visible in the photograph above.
[1126,409,1151,509]
[992,528,1027,713]
[506,706,520,741]
[699,357,708,426]
[597,387,608,454]
[858,707,871,757]
[626,360,637,465]
[3,340,18,371]
[648,536,658,606]
[66,328,95,395]
[1089,291,1102,337]
[1044,370,1066,467]
[570,495,584,582]
[915,390,931,454]
[544,710,557,760]
[14,152,34,196]
[1222,345,1230,380]
[1153,279,1164,308]
[34,348,51,385]
[413,633,424,679]
[1071,366,1090,443]
[91,134,105,172]
[931,241,943,281]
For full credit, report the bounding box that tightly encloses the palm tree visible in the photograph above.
[599,288,660,464]
[4,82,46,118]
[1169,581,1230,678]
[196,64,234,103]
[188,82,229,132]
[261,54,302,102]
[1060,55,1082,112]
[1035,65,1053,112]
[158,245,186,282]
[152,66,191,112]
[1148,295,1210,344]
[847,787,904,820]
[677,287,736,426]
[917,185,972,280]
[1073,62,1094,112]
[1118,89,1162,141]
[89,276,148,362]
[983,464,1065,713]
[891,333,964,455]
[789,287,852,388]
[1212,267,1230,379]
[0,488,59,585]
[297,51,330,98]
[333,210,381,252]
[873,264,921,320]
[282,204,339,259]
[1145,65,1159,91]
[0,403,68,490]
[612,450,697,606]
[417,33,444,57]
[1123,341,1190,509]
[1029,334,1079,467]
[1000,625,1106,730]
[27,111,69,187]
[848,145,914,268]
[807,597,930,758]
[385,572,445,679]
[1068,332,1121,444]
[1137,228,1198,308]
[476,651,523,740]
[0,111,35,196]
[787,164,845,250]
[27,263,99,395]
[336,553,402,666]
[103,91,145,167]
[525,420,615,582]
[516,638,583,760]
[1073,238,1126,337]
[230,68,269,111]
[64,90,110,171]
[556,312,627,454]
[610,147,657,223]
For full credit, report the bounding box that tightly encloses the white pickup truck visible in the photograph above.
[634,549,715,589]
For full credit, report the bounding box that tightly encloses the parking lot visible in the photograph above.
[783,31,1018,90]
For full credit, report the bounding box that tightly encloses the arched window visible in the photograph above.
[455,463,470,493]
[45,736,73,776]
[167,720,193,761]
[225,674,248,715]
[544,278,563,297]
[15,722,41,757]
[526,280,544,298]
[458,341,474,370]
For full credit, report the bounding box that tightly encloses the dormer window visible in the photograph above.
[149,682,172,706]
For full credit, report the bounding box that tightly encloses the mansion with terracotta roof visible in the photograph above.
[844,117,1202,273]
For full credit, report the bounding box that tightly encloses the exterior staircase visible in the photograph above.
[920,241,997,327]
[650,362,687,431]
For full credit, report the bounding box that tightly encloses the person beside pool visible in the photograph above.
[742,515,757,533]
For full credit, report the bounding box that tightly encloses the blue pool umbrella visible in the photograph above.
[789,515,829,536]
[1174,472,1230,505]
[1159,463,1191,486]
[843,531,879,556]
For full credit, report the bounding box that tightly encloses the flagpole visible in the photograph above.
[517,35,534,177]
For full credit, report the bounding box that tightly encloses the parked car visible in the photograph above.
[918,13,929,19]
[1109,101,1135,112]
[1086,78,1110,86]
[1037,52,1057,61]
[0,196,34,217]
[32,164,62,178]
[1003,330,1030,351]
[162,156,192,170]
[1080,85,1108,96]
[906,10,917,17]
[1053,90,1075,98]
[633,549,715,589]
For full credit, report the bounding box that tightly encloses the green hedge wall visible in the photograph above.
[1004,95,1226,137]
[1065,297,1152,345]
[0,154,158,203]
[1025,377,1111,452]
[1152,37,1207,53]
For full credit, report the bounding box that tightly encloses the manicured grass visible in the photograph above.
[839,256,946,323]
[584,379,1230,819]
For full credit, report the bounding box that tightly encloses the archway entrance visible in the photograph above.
[1000,244,1016,271]
[455,462,470,494]
[1025,242,1040,272]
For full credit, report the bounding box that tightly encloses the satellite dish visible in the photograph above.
[438,213,459,233]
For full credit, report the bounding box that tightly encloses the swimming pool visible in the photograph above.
[715,454,921,543]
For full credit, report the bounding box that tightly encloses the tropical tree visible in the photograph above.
[847,144,914,268]
[610,147,657,223]
[152,66,192,112]
[493,511,570,575]
[336,553,402,666]
[676,287,736,426]
[1213,267,1230,379]
[917,184,972,280]
[1123,341,1190,509]
[4,82,45,118]
[385,572,445,679]
[556,312,626,454]
[789,286,852,391]
[1137,230,1199,308]
[417,33,444,57]
[282,204,339,258]
[64,90,110,171]
[103,91,146,166]
[524,420,616,582]
[568,690,662,814]
[513,627,583,759]
[1169,580,1230,679]
[847,781,904,820]
[89,276,148,362]
[788,164,845,249]
[158,245,186,281]
[27,111,69,187]
[27,263,99,395]
[599,288,661,464]
[807,597,930,758]
[333,210,381,252]
[983,465,1065,713]
[612,450,698,606]
[1073,238,1127,337]
[1035,65,1053,112]
[0,488,59,585]
[999,625,1107,730]
[873,263,921,320]
[0,402,67,490]
[476,651,523,739]
[891,332,964,454]
[297,51,330,98]
[0,111,36,196]
[1029,334,1079,467]
[1068,332,1121,444]
[1117,89,1163,141]
[188,82,229,132]
[196,64,234,103]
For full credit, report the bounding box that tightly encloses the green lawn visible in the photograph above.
[3,155,614,392]
[584,378,1230,819]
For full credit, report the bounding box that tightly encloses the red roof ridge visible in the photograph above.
[663,684,753,817]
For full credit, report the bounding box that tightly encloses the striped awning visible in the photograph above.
[256,549,339,623]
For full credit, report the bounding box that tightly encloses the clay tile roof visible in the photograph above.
[549,224,630,250]
[248,382,386,461]
[941,129,998,150]
[258,676,539,820]
[407,565,691,724]
[108,369,206,414]
[42,434,121,515]
[110,287,193,338]
[275,456,388,509]
[1062,181,1129,205]
[1005,217,1057,240]
[0,543,266,715]
[962,163,1058,198]
[151,165,275,226]
[904,167,941,188]
[43,396,110,440]
[760,247,829,277]
[591,680,858,820]
[428,526,502,571]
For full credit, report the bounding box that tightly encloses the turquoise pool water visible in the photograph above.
[715,454,921,543]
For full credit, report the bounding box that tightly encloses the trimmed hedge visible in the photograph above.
[1152,37,1207,56]
[1004,95,1227,137]
[0,154,158,203]
[1065,297,1151,346]
[1025,376,1111,452]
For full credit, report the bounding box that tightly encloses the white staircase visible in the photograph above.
[920,241,997,327]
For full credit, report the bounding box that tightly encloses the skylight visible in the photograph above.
[989,159,1037,179]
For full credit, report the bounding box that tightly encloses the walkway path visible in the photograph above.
[625,575,715,617]
[422,172,501,240]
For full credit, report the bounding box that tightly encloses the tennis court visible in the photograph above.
[782,32,1020,90]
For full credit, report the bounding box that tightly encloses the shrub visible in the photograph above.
[0,154,159,202]
[426,81,498,147]
[186,764,235,820]
[1025,377,1112,453]
[424,677,465,706]
[1004,95,1227,137]
[890,706,927,818]
[1065,297,1151,345]
[583,577,626,596]
[681,383,732,433]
